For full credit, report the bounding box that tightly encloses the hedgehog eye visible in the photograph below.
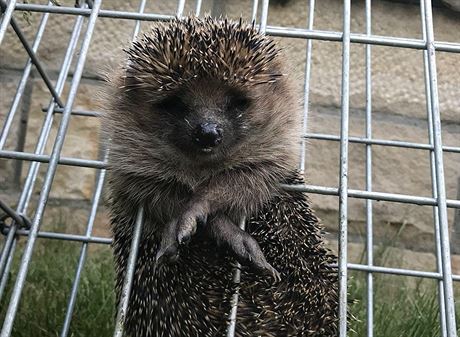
[227,92,251,112]
[155,95,188,115]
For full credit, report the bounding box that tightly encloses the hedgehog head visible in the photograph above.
[104,16,299,177]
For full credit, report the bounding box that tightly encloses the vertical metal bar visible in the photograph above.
[421,0,456,335]
[176,0,185,17]
[59,150,108,337]
[0,7,86,302]
[226,217,246,337]
[0,0,16,46]
[195,0,203,16]
[61,2,147,335]
[338,0,351,336]
[251,0,259,22]
[113,207,144,337]
[0,1,101,335]
[299,0,315,174]
[364,1,373,336]
[0,5,49,149]
[226,5,269,336]
[420,1,447,335]
[259,0,269,33]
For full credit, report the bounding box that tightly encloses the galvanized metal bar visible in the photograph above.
[8,2,460,53]
[0,4,50,149]
[251,0,258,22]
[0,1,101,335]
[226,4,269,335]
[0,150,106,169]
[281,183,460,208]
[44,107,101,117]
[113,207,144,337]
[422,0,457,335]
[4,144,460,209]
[226,217,246,337]
[107,1,147,335]
[59,151,108,337]
[338,0,351,335]
[299,0,315,174]
[195,0,203,16]
[267,25,460,53]
[259,0,269,33]
[364,1,373,335]
[0,227,112,244]
[347,263,460,281]
[176,0,185,17]
[0,0,16,46]
[305,133,460,154]
[420,0,447,335]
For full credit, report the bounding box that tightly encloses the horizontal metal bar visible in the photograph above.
[12,3,460,53]
[347,263,460,282]
[267,26,460,53]
[0,150,105,168]
[14,3,171,21]
[281,184,460,208]
[306,133,460,154]
[0,226,111,244]
[1,149,459,208]
[43,106,100,117]
[4,225,460,282]
[1,148,459,208]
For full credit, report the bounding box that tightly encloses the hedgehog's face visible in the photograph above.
[151,80,251,162]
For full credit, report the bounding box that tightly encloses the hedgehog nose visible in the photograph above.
[193,122,223,148]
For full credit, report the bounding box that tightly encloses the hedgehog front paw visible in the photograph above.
[177,203,208,245]
[208,213,281,283]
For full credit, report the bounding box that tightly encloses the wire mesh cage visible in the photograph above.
[0,0,459,336]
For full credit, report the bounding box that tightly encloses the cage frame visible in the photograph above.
[0,0,459,336]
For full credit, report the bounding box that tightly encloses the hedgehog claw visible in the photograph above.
[265,263,281,283]
[156,218,180,264]
[155,242,179,264]
[177,209,203,244]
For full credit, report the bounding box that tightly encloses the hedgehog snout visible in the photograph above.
[192,122,223,150]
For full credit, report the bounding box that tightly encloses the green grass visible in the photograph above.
[0,239,115,337]
[0,235,458,336]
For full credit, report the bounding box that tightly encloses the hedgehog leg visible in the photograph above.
[207,212,281,282]
[155,218,180,264]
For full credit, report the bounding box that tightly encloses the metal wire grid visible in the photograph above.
[0,0,458,336]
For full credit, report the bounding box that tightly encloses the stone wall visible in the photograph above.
[1,0,459,269]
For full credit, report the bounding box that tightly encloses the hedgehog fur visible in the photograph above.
[112,172,338,337]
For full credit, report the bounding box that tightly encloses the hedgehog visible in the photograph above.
[101,16,339,336]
